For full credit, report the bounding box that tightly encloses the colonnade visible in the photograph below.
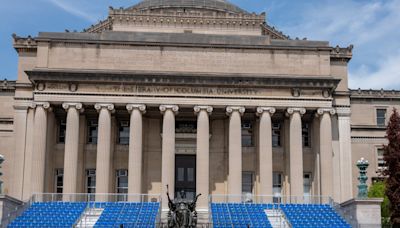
[25,102,336,208]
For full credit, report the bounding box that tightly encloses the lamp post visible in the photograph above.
[357,157,369,199]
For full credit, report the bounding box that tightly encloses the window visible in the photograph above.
[242,122,253,147]
[377,148,386,170]
[118,121,130,145]
[272,123,281,147]
[87,120,98,144]
[58,120,66,143]
[304,173,312,203]
[86,169,96,201]
[242,172,254,195]
[273,172,282,203]
[302,123,311,147]
[55,169,64,194]
[377,109,386,126]
[176,121,197,133]
[116,170,128,201]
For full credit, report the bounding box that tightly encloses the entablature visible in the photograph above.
[26,69,340,92]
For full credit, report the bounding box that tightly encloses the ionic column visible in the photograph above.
[257,107,276,198]
[126,104,146,201]
[31,102,50,195]
[194,106,213,210]
[94,104,114,200]
[316,108,335,200]
[62,103,84,199]
[12,103,35,200]
[226,106,245,196]
[22,105,35,201]
[337,107,353,202]
[160,105,179,209]
[286,108,306,201]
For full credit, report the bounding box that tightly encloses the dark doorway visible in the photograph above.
[175,155,196,200]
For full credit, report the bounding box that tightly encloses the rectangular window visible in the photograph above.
[87,120,98,144]
[58,120,66,144]
[118,121,130,145]
[116,170,128,201]
[242,122,253,147]
[86,169,96,201]
[242,172,254,195]
[272,123,281,147]
[273,172,282,203]
[176,121,197,133]
[304,173,312,203]
[302,123,311,147]
[55,169,64,194]
[377,109,386,126]
[377,148,386,170]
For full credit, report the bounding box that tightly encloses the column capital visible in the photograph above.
[62,103,84,112]
[13,102,37,110]
[336,107,351,117]
[316,108,336,116]
[159,105,179,115]
[126,104,146,114]
[95,103,115,113]
[194,106,213,115]
[256,107,276,117]
[226,106,245,116]
[35,102,51,109]
[286,107,306,116]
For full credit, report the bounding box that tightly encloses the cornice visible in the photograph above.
[12,34,38,53]
[330,45,353,62]
[26,69,340,90]
[0,80,16,91]
[350,89,400,100]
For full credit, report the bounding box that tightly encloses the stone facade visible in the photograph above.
[0,0,387,212]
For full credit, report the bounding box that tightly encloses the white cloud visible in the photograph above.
[46,0,99,23]
[349,49,400,89]
[272,0,400,89]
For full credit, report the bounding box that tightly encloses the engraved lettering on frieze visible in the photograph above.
[45,83,68,90]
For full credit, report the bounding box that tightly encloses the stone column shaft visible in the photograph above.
[12,104,30,199]
[22,107,35,200]
[257,107,276,197]
[160,105,179,209]
[127,104,146,200]
[317,108,335,200]
[287,108,306,200]
[62,103,83,197]
[337,107,353,202]
[95,104,114,199]
[226,106,245,197]
[31,102,50,195]
[194,106,213,209]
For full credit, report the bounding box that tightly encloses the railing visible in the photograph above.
[209,194,334,206]
[31,193,161,203]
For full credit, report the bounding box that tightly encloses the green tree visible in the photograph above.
[368,181,390,225]
[383,108,400,225]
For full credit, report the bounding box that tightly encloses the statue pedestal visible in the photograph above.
[338,198,383,228]
[0,194,23,226]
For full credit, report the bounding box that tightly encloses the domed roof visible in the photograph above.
[129,0,248,14]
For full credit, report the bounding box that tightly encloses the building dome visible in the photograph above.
[128,0,248,14]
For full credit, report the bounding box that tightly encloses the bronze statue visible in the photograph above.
[166,185,201,228]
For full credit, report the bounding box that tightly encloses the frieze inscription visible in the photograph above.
[45,83,262,96]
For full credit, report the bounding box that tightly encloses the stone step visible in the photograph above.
[265,209,290,228]
[75,208,104,228]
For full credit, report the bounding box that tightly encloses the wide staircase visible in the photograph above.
[8,201,160,228]
[7,202,86,228]
[211,203,351,228]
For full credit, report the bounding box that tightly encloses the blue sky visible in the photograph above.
[1,0,399,89]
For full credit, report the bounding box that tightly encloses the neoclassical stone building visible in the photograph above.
[0,0,389,211]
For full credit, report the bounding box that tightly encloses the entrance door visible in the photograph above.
[175,155,196,200]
